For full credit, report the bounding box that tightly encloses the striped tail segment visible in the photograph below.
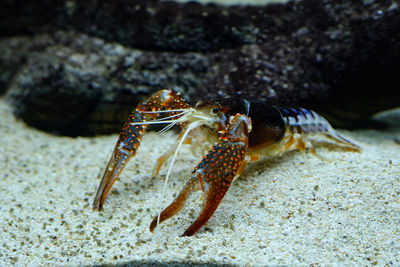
[279,107,360,151]
[279,107,329,134]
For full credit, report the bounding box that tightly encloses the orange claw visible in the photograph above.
[93,89,189,211]
[150,114,252,236]
[93,112,146,211]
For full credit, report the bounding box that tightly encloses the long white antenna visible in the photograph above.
[130,110,189,126]
[156,120,204,229]
[158,121,179,135]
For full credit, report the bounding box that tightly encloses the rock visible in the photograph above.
[2,0,400,135]
[0,0,287,52]
[3,32,217,135]
[200,0,400,126]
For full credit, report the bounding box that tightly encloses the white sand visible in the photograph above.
[1,97,399,266]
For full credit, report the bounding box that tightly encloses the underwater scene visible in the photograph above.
[1,0,399,265]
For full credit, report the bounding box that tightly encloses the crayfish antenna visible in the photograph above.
[156,120,205,230]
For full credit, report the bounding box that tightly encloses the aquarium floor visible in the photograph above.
[1,98,399,266]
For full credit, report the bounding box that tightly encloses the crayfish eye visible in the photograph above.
[211,108,220,114]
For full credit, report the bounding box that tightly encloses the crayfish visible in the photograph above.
[93,89,360,236]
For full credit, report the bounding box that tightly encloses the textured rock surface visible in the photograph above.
[0,0,290,52]
[1,0,400,135]
[2,32,217,135]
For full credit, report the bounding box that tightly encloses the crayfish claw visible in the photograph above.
[149,177,200,233]
[150,114,252,236]
[182,141,247,236]
[93,112,146,211]
[93,147,129,211]
[93,89,191,211]
[149,141,247,236]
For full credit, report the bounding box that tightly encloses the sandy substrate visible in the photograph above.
[1,98,399,266]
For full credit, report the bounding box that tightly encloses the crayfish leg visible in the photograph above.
[152,132,193,177]
[153,126,217,177]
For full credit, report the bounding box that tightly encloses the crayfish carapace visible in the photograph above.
[93,89,360,236]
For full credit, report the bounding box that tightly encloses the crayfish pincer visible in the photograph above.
[93,89,360,236]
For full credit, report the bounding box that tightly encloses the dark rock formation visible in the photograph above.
[202,1,400,126]
[0,0,290,52]
[2,32,217,135]
[1,0,399,135]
